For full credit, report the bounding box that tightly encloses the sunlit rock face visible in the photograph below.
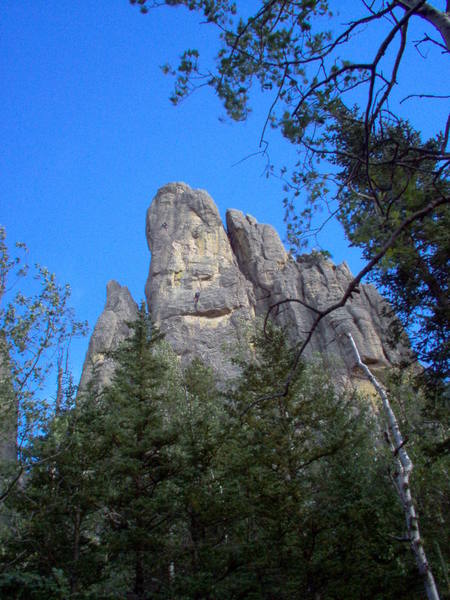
[145,183,255,377]
[80,182,410,388]
[145,183,409,380]
[78,280,138,391]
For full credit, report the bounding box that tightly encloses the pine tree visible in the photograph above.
[220,324,421,599]
[94,303,181,599]
[167,358,235,599]
[0,304,182,599]
[0,383,106,598]
[2,314,445,599]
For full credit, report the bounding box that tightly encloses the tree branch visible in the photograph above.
[264,194,449,398]
[396,0,450,50]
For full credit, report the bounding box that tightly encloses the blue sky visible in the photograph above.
[1,1,447,387]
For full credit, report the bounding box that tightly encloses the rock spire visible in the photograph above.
[80,182,410,387]
[145,183,408,378]
[78,280,138,391]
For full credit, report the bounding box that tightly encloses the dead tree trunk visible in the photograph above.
[346,332,440,600]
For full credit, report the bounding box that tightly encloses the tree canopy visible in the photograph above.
[0,227,86,503]
[1,314,448,598]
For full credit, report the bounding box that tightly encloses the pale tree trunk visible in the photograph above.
[346,332,440,600]
[398,0,450,50]
[55,349,64,416]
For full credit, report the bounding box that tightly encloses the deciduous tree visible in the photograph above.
[0,227,86,504]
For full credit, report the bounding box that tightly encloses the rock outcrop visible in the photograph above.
[145,183,255,377]
[80,182,410,388]
[226,209,407,377]
[78,280,138,391]
[145,183,408,379]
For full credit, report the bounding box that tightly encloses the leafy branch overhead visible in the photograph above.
[133,0,449,387]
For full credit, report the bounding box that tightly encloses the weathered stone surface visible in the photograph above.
[80,182,410,389]
[145,183,409,380]
[78,280,138,391]
[145,183,254,376]
[226,208,408,377]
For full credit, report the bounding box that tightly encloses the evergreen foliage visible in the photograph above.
[219,326,420,599]
[329,112,449,389]
[0,313,447,598]
[93,304,181,597]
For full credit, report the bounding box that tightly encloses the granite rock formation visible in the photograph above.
[78,280,138,391]
[145,183,407,379]
[145,183,255,377]
[225,208,406,376]
[80,182,409,388]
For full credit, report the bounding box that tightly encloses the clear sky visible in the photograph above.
[1,1,447,387]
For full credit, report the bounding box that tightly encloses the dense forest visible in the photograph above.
[0,299,448,599]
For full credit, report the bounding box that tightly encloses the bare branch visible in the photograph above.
[396,0,450,50]
[0,466,23,503]
[266,193,449,397]
[292,62,373,118]
[414,32,449,52]
[372,21,409,123]
[442,113,450,152]
[260,66,289,148]
[263,297,321,337]
[400,93,450,103]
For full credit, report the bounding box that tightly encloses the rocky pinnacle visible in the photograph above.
[78,280,138,391]
[145,183,255,377]
[80,182,411,388]
[145,183,409,379]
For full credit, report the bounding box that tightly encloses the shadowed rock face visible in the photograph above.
[78,280,138,392]
[80,182,410,388]
[226,209,408,377]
